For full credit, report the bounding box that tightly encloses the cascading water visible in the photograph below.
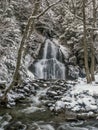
[32,39,66,80]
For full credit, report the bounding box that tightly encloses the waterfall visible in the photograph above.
[33,39,66,80]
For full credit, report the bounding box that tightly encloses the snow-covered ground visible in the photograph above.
[54,74,98,114]
[15,74,98,118]
[1,73,98,118]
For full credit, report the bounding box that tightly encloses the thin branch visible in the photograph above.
[32,0,62,19]
[63,2,83,21]
[45,0,50,6]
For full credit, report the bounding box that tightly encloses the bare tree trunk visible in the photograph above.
[90,0,96,81]
[1,0,61,101]
[90,31,95,81]
[1,0,6,11]
[83,0,91,83]
[2,0,40,101]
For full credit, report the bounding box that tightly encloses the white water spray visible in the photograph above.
[34,39,66,80]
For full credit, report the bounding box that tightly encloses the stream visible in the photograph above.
[0,86,98,130]
[0,106,98,130]
[0,79,98,130]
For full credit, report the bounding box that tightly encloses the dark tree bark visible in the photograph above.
[83,0,91,83]
[90,0,96,81]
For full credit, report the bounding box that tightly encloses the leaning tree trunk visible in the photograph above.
[2,0,40,101]
[1,0,62,101]
[83,0,91,83]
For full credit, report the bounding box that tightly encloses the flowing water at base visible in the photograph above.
[0,106,98,130]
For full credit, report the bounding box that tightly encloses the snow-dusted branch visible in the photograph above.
[63,2,83,21]
[32,0,62,19]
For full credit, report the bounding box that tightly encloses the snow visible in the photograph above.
[0,80,6,84]
[21,88,48,113]
[55,101,65,111]
[51,74,98,112]
[61,75,98,112]
[19,73,98,113]
[2,72,98,114]
[71,77,98,97]
[27,70,34,80]
[40,124,55,130]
